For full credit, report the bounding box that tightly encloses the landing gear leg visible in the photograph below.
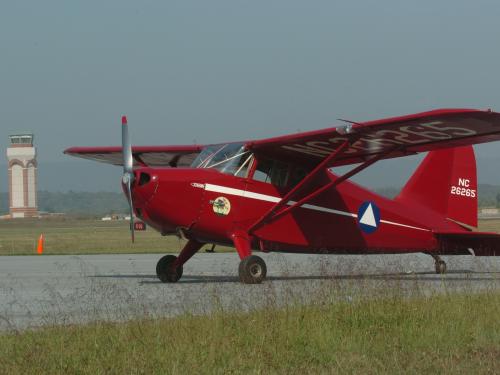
[232,231,267,284]
[430,253,447,274]
[156,239,203,283]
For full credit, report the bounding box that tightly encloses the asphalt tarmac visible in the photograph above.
[1,253,499,331]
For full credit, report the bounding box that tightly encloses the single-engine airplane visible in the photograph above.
[65,108,500,284]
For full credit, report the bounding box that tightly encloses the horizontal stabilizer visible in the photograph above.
[435,231,500,256]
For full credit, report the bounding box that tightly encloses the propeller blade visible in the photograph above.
[122,116,133,175]
[121,115,135,243]
[126,176,135,243]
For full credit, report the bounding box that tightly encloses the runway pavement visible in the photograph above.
[0,252,499,331]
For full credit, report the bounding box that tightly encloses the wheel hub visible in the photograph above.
[249,264,262,278]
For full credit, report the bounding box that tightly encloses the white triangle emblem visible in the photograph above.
[359,204,377,227]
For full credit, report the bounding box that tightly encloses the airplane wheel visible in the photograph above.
[156,255,183,283]
[239,255,267,284]
[435,260,447,274]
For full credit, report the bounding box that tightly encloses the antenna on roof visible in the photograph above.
[337,118,363,126]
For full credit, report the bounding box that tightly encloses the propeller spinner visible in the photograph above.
[121,115,135,242]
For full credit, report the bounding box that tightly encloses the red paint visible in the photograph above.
[65,109,500,281]
[173,239,204,268]
[232,230,252,259]
[396,146,477,228]
[249,140,350,233]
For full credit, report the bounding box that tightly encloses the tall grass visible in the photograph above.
[1,291,498,374]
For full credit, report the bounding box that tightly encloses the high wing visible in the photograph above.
[64,145,203,168]
[65,109,500,168]
[248,109,500,167]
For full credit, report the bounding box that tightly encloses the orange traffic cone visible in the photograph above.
[37,234,44,255]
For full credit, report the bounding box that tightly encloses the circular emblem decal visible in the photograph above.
[213,197,231,216]
[357,201,381,234]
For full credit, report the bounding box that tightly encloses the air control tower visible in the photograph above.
[6,133,38,218]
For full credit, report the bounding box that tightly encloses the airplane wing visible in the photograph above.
[249,109,500,167]
[64,145,203,168]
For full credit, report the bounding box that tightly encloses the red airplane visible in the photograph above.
[65,108,500,284]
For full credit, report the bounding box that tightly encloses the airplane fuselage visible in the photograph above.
[130,167,463,255]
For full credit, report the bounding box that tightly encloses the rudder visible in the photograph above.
[395,146,477,228]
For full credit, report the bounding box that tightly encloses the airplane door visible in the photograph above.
[195,175,249,238]
[236,178,281,226]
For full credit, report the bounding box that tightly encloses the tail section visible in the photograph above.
[395,146,477,228]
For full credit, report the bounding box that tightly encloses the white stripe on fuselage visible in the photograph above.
[205,184,281,203]
[202,183,430,232]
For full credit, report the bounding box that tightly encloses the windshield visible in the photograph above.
[190,143,253,176]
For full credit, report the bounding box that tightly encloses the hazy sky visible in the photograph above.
[1,0,500,190]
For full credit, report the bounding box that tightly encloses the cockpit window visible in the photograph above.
[191,144,310,185]
[252,157,311,188]
[252,158,289,187]
[191,143,253,177]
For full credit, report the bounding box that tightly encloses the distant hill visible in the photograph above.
[0,185,499,217]
[474,184,500,208]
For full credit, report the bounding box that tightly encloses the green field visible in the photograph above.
[1,291,498,374]
[0,218,234,255]
[477,218,500,232]
[0,217,499,256]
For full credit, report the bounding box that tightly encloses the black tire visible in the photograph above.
[435,260,447,274]
[238,255,267,284]
[156,255,183,283]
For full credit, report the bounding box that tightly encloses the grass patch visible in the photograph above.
[478,218,500,233]
[0,218,233,255]
[0,218,499,256]
[1,291,499,374]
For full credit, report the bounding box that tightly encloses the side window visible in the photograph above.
[253,158,273,184]
[270,161,289,187]
[288,166,309,188]
[252,158,289,187]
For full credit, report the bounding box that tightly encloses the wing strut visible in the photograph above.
[248,145,397,234]
[248,140,350,233]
